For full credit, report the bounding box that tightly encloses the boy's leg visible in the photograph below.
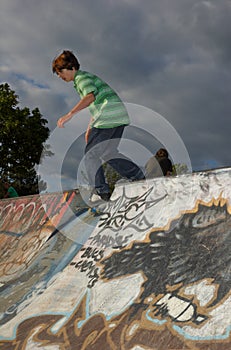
[107,157,144,181]
[104,126,145,181]
[84,128,111,196]
[84,126,144,198]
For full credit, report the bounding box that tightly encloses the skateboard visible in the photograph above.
[89,206,103,216]
[75,205,106,217]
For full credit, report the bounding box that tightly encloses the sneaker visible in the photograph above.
[89,193,103,205]
[89,192,110,205]
[131,176,145,182]
[100,193,111,201]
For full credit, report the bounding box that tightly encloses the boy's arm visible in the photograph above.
[57,93,95,128]
[85,117,93,144]
[4,190,9,198]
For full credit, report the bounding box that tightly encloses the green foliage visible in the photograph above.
[172,163,189,175]
[103,163,122,192]
[0,83,52,196]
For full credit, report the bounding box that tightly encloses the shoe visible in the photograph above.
[89,192,110,204]
[131,176,145,182]
[89,193,103,205]
[100,193,111,201]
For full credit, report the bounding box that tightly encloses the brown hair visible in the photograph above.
[156,148,169,158]
[52,50,80,74]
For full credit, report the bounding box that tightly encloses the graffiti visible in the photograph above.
[0,290,230,350]
[79,246,104,261]
[89,230,133,249]
[101,199,231,332]
[0,232,78,328]
[0,194,63,233]
[192,205,227,228]
[88,187,167,249]
[0,192,75,283]
[97,187,167,233]
[0,296,181,349]
[0,168,231,349]
[0,191,83,329]
[3,281,47,319]
[70,246,104,288]
[151,292,207,324]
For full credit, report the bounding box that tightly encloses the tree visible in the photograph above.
[0,83,52,196]
[103,163,123,192]
[172,163,189,175]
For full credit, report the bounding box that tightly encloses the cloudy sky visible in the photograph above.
[1,0,231,190]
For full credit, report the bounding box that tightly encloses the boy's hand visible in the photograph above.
[57,94,95,129]
[57,114,72,128]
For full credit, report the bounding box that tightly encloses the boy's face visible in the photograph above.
[156,149,167,158]
[57,68,75,82]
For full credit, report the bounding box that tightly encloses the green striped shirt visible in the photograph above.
[74,70,130,128]
[7,186,19,198]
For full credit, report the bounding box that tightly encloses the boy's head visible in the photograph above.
[52,50,80,75]
[156,148,169,158]
[2,181,10,189]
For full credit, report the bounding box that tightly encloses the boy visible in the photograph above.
[52,50,144,203]
[3,181,19,198]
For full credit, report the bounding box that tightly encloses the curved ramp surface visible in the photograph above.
[0,168,230,349]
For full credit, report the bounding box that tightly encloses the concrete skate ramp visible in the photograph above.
[0,168,230,349]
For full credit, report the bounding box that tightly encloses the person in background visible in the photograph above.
[3,181,19,198]
[145,148,173,178]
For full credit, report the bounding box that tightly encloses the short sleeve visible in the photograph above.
[78,76,97,97]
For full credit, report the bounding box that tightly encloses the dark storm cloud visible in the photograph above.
[0,0,230,184]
